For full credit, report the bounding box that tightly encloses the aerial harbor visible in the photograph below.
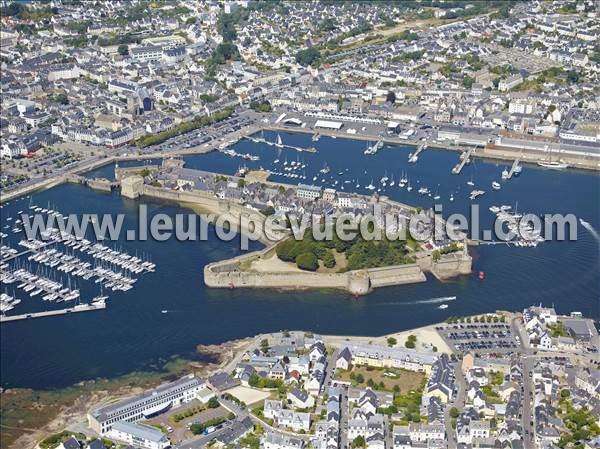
[0,1,599,449]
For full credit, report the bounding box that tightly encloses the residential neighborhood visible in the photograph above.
[38,306,599,449]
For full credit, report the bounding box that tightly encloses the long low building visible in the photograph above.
[88,374,204,434]
[337,343,437,374]
[107,421,170,449]
[314,119,344,130]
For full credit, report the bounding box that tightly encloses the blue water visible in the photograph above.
[1,131,599,389]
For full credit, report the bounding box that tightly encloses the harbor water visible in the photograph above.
[1,131,599,389]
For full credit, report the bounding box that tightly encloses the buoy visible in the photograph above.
[479,271,485,280]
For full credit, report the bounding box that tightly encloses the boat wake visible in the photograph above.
[376,296,457,306]
[580,218,600,244]
[414,296,457,305]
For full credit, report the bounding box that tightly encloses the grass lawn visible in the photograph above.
[335,366,425,393]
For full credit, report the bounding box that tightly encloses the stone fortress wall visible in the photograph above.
[121,174,472,295]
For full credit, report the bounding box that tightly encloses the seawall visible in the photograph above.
[203,243,428,296]
[203,235,471,295]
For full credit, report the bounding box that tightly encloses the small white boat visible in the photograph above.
[538,161,569,170]
[438,304,448,310]
[492,181,501,190]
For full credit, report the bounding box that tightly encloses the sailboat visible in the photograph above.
[467,175,475,187]
[275,134,283,148]
[406,179,413,192]
[433,185,441,200]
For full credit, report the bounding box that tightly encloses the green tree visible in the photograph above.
[387,337,397,347]
[462,76,475,89]
[296,252,318,271]
[352,436,366,448]
[208,396,220,408]
[295,47,321,67]
[322,251,335,268]
[449,407,459,418]
[118,44,129,56]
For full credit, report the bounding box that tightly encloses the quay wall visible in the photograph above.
[267,125,599,171]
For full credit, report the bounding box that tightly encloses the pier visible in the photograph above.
[507,158,521,179]
[0,302,106,323]
[1,240,60,263]
[451,148,474,174]
[408,143,427,163]
[244,136,317,153]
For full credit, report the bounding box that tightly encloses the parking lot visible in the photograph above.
[436,322,519,354]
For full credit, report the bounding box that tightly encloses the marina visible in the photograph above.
[0,203,156,323]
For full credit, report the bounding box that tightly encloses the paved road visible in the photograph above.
[444,362,465,449]
[339,385,349,449]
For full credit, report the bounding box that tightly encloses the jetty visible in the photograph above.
[507,158,521,179]
[408,142,427,163]
[1,240,59,263]
[0,302,106,323]
[452,148,474,174]
[243,136,317,153]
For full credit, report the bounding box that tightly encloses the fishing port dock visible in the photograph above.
[0,301,106,323]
